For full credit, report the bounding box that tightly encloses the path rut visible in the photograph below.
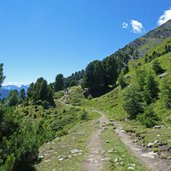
[115,123,171,171]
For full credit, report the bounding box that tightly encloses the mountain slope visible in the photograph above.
[122,19,171,59]
[80,20,171,98]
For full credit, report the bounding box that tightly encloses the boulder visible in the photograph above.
[128,166,135,170]
[106,140,109,143]
[71,148,83,154]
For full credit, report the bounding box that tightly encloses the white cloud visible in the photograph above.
[122,22,128,29]
[130,20,144,33]
[158,8,171,25]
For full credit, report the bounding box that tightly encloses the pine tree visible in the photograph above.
[103,57,118,86]
[20,89,26,100]
[54,74,64,91]
[0,64,5,87]
[152,60,164,75]
[8,90,20,106]
[135,68,146,91]
[83,60,105,97]
[123,86,143,119]
[137,107,159,128]
[143,71,159,104]
[27,78,54,106]
[160,78,171,109]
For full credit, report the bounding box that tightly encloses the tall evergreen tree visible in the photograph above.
[103,56,118,87]
[54,74,64,91]
[28,78,54,106]
[152,60,165,75]
[8,90,20,107]
[20,88,26,100]
[0,64,5,87]
[123,86,143,119]
[143,71,159,104]
[160,77,171,109]
[135,68,146,91]
[64,69,85,88]
[27,83,34,98]
[83,60,105,97]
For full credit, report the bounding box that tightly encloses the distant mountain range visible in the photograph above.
[0,85,29,99]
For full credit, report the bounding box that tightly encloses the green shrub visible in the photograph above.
[137,107,159,128]
[42,101,49,109]
[1,154,15,171]
[118,72,127,89]
[80,110,88,120]
[56,129,68,137]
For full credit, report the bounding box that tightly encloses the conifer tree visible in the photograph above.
[27,78,54,106]
[8,90,20,106]
[152,60,164,75]
[135,68,146,91]
[20,88,26,100]
[143,71,159,104]
[160,78,171,109]
[0,64,5,87]
[54,74,64,91]
[123,86,143,119]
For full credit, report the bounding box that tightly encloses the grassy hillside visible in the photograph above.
[82,51,171,160]
[35,113,100,171]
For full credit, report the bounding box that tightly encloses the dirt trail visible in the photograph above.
[85,110,171,171]
[83,111,108,171]
[115,123,171,171]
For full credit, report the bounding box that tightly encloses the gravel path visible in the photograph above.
[83,111,108,171]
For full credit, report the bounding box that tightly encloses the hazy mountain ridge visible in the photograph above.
[3,84,29,91]
[0,85,29,99]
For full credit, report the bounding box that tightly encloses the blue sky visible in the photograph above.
[0,0,171,86]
